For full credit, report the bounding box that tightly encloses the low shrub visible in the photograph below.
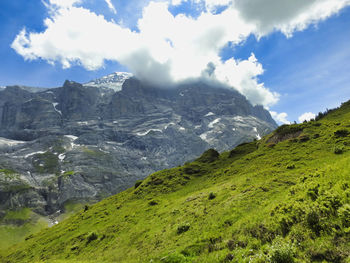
[279,216,293,236]
[86,232,98,243]
[338,204,350,227]
[227,239,247,250]
[269,237,295,263]
[148,177,164,185]
[298,134,310,142]
[148,200,158,206]
[229,142,257,157]
[134,180,143,189]
[334,129,349,138]
[306,210,321,235]
[177,223,190,234]
[70,245,79,251]
[333,146,344,154]
[247,224,276,243]
[275,124,303,137]
[223,253,234,262]
[286,164,295,170]
[208,192,216,200]
[307,185,319,201]
[160,253,188,263]
[183,165,202,175]
[196,149,219,163]
[181,244,205,256]
[307,247,344,262]
[318,192,342,215]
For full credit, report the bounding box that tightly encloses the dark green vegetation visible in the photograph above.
[2,101,350,262]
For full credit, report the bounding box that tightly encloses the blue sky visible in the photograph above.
[1,0,350,124]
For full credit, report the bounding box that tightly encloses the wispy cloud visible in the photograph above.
[105,0,117,14]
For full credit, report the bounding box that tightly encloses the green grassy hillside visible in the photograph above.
[2,101,350,262]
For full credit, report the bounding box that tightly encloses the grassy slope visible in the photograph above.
[2,102,350,262]
[0,201,87,251]
[0,208,48,249]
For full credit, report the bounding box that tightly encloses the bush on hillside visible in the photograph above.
[208,192,216,200]
[181,243,206,256]
[183,164,202,175]
[160,253,188,263]
[307,185,319,201]
[229,142,257,157]
[298,134,310,142]
[306,210,321,235]
[148,200,158,206]
[223,253,235,262]
[86,232,98,243]
[333,146,344,154]
[286,164,295,170]
[269,237,295,263]
[334,129,349,138]
[196,149,219,163]
[134,180,143,189]
[315,108,338,120]
[177,223,190,234]
[275,124,303,137]
[338,204,350,227]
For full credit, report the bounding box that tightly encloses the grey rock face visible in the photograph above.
[0,73,277,216]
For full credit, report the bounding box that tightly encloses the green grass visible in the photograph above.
[2,208,31,222]
[0,220,48,249]
[0,209,48,250]
[2,100,350,262]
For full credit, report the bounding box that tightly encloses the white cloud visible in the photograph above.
[214,53,279,107]
[232,0,350,37]
[171,0,184,6]
[270,111,291,125]
[105,0,117,14]
[298,112,316,123]
[12,6,139,70]
[11,0,350,107]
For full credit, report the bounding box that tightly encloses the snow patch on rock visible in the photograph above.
[208,118,221,128]
[205,112,215,117]
[0,137,26,146]
[136,129,163,136]
[52,103,62,115]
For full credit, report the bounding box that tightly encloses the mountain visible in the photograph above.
[0,73,276,229]
[1,100,350,262]
[84,72,133,92]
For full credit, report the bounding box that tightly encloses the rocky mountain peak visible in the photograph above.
[84,72,133,92]
[63,80,83,89]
